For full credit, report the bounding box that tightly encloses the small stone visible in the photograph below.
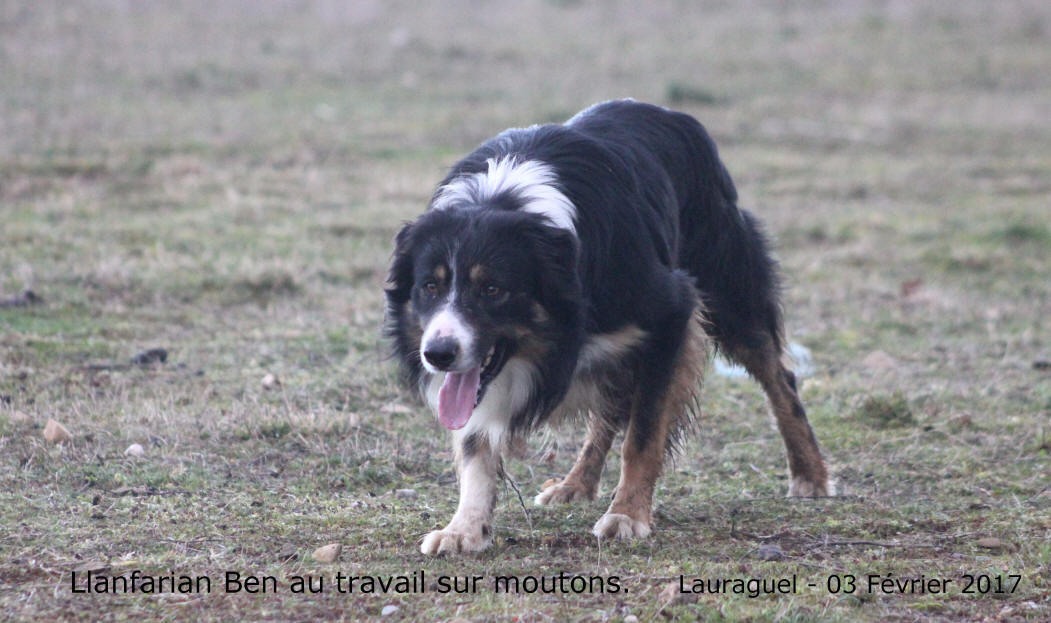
[130,348,168,366]
[73,560,110,574]
[756,543,785,561]
[394,488,417,499]
[276,547,298,562]
[380,604,399,616]
[380,403,413,414]
[43,419,72,443]
[624,616,639,623]
[124,443,145,457]
[899,277,923,298]
[976,537,1004,550]
[312,543,341,563]
[0,289,42,308]
[10,410,32,425]
[261,373,280,389]
[862,350,897,371]
[658,581,698,611]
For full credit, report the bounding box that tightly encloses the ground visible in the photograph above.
[1,1,1049,621]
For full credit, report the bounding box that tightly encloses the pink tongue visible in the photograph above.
[437,367,481,430]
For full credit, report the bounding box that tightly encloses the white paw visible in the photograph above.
[788,475,833,497]
[420,527,490,555]
[534,479,596,506]
[592,513,651,540]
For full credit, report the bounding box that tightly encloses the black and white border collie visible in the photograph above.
[386,99,830,555]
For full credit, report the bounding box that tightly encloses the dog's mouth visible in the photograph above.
[436,339,512,430]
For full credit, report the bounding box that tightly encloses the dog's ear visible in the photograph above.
[522,222,581,325]
[386,221,416,307]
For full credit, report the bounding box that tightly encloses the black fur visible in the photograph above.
[388,102,830,554]
[386,99,784,437]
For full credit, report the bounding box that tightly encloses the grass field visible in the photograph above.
[2,1,1049,621]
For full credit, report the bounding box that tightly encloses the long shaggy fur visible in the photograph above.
[385,99,830,554]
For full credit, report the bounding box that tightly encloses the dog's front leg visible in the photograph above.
[420,433,500,555]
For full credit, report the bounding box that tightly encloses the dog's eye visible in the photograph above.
[482,284,502,298]
[422,281,439,295]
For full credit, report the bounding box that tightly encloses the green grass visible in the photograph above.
[853,392,916,429]
[2,1,1050,621]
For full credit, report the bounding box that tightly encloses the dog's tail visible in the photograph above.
[674,134,785,357]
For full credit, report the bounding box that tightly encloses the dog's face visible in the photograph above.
[386,208,580,430]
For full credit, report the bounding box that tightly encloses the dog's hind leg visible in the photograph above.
[535,413,616,505]
[593,282,706,539]
[420,433,501,555]
[728,334,830,497]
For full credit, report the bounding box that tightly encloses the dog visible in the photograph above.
[385,99,830,555]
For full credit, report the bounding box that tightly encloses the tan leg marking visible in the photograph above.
[592,423,663,539]
[535,415,615,505]
[733,341,830,497]
[593,314,707,540]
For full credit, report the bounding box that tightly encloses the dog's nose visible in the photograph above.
[423,338,459,370]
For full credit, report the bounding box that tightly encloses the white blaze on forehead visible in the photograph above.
[420,305,476,372]
[432,156,577,235]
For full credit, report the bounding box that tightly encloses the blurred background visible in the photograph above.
[3,0,1047,387]
[2,2,1049,620]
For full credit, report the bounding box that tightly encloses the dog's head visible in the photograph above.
[386,207,581,431]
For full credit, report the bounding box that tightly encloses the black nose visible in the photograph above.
[423,338,459,370]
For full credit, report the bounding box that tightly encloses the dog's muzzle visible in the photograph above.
[423,337,459,371]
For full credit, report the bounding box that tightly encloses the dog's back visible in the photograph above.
[568,99,784,355]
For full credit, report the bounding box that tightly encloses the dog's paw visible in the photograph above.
[534,478,596,506]
[591,513,651,540]
[787,475,833,497]
[420,527,490,556]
